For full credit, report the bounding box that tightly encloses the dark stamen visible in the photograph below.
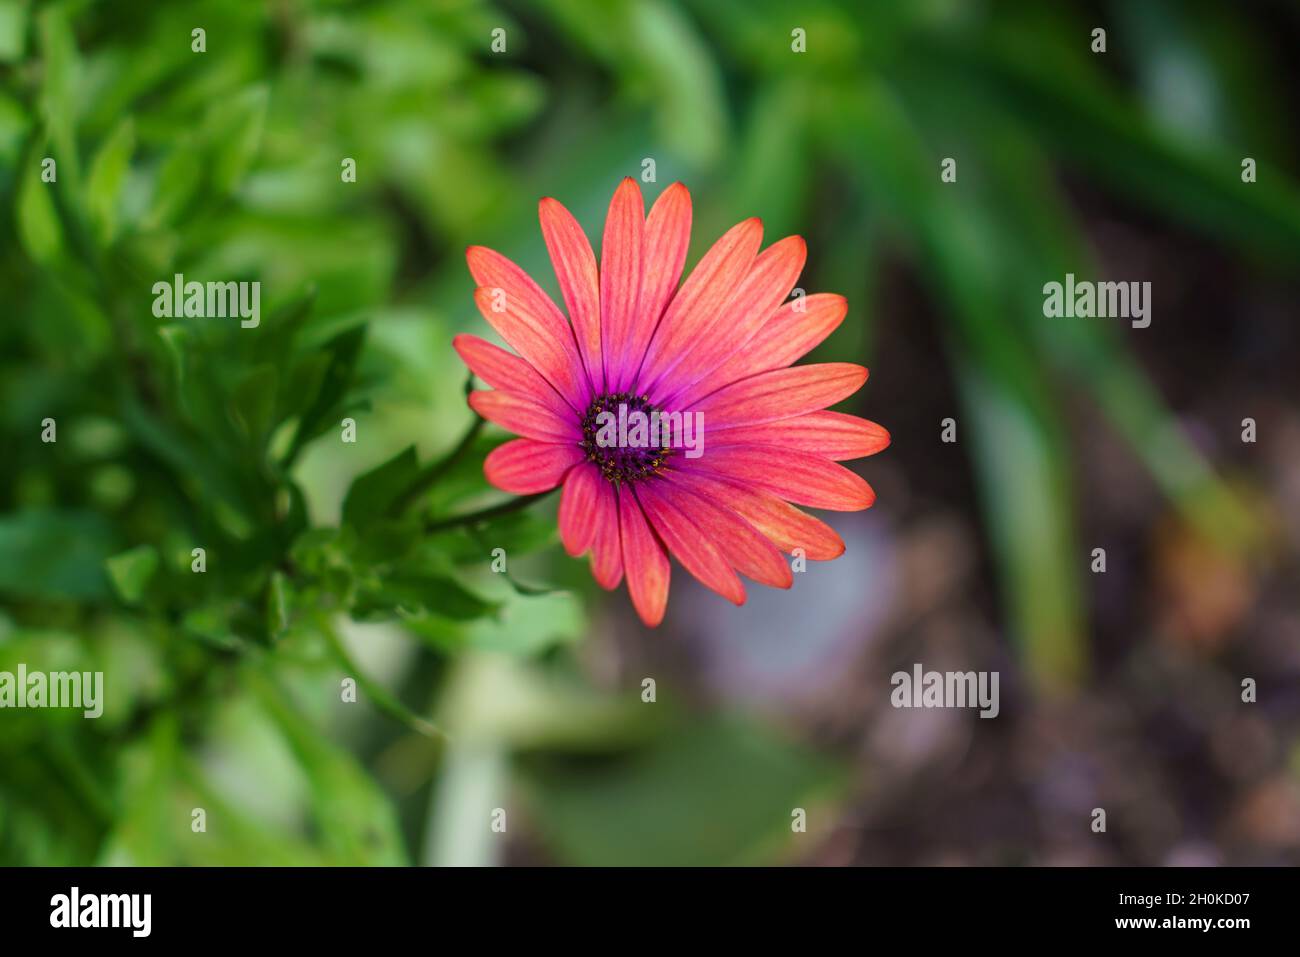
[579,392,673,485]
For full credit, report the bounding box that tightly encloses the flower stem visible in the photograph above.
[391,373,483,516]
[425,491,552,532]
[317,613,447,740]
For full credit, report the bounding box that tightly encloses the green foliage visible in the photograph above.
[520,717,846,866]
[104,544,159,605]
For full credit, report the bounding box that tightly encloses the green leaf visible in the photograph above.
[290,324,367,458]
[822,82,1089,689]
[462,589,583,655]
[502,577,564,597]
[230,363,279,446]
[341,445,418,527]
[266,571,292,639]
[434,508,557,562]
[104,545,160,606]
[156,323,190,389]
[16,145,62,263]
[934,29,1300,265]
[956,360,1085,688]
[97,718,180,865]
[353,569,497,623]
[0,1,29,63]
[181,604,248,652]
[0,510,112,601]
[35,5,79,187]
[730,78,812,238]
[0,91,30,166]
[173,752,331,866]
[627,0,728,165]
[85,117,135,245]
[247,669,408,865]
[254,288,317,372]
[281,352,331,421]
[348,517,422,566]
[206,85,269,195]
[319,619,443,738]
[144,141,203,228]
[521,718,846,866]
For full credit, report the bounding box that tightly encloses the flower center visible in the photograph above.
[579,392,672,484]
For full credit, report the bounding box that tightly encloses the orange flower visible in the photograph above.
[455,179,888,626]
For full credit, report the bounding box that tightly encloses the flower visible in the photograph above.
[453,179,889,626]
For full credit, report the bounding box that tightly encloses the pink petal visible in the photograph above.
[619,488,669,626]
[558,464,601,557]
[539,197,603,391]
[710,411,891,460]
[468,390,578,443]
[634,217,763,393]
[453,334,575,419]
[687,445,875,511]
[651,480,791,588]
[674,293,848,407]
[636,483,746,605]
[672,471,845,560]
[651,235,806,404]
[599,178,644,391]
[611,182,692,392]
[483,438,584,494]
[590,479,624,589]
[688,363,868,429]
[472,285,588,411]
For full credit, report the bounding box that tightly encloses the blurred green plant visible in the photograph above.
[0,0,848,866]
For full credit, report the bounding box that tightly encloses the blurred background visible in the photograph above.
[2,0,1299,866]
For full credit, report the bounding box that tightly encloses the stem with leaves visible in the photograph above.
[424,491,552,533]
[388,372,484,516]
[390,371,557,530]
[317,613,447,741]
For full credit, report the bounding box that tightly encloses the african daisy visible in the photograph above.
[453,178,888,627]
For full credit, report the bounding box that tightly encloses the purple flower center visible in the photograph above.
[579,392,673,485]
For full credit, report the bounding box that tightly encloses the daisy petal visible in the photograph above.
[540,197,603,390]
[612,182,692,392]
[650,480,791,588]
[636,483,746,605]
[619,487,669,626]
[673,471,845,560]
[471,286,588,411]
[590,479,624,589]
[483,438,584,494]
[466,245,576,344]
[634,217,763,392]
[688,445,875,511]
[453,334,575,419]
[689,363,868,429]
[558,464,601,557]
[675,293,848,407]
[468,390,578,443]
[710,411,891,461]
[599,178,644,391]
[652,235,806,404]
